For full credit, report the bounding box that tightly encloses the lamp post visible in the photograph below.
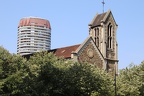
[108,64,117,96]
[114,64,117,96]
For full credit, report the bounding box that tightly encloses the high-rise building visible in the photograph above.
[17,17,51,55]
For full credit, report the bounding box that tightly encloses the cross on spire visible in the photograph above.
[102,0,105,13]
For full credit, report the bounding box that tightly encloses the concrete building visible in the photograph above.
[17,17,51,55]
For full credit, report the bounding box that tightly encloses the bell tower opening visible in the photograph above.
[94,28,99,47]
[107,23,113,49]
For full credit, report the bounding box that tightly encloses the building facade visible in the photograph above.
[88,10,118,74]
[23,10,118,75]
[50,10,118,75]
[17,17,51,55]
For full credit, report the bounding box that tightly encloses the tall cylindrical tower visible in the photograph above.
[17,17,51,55]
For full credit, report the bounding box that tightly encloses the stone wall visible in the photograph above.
[78,42,103,69]
[107,60,116,76]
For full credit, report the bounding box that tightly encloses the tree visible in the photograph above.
[0,48,114,96]
[0,46,28,95]
[26,51,114,96]
[61,62,114,96]
[117,62,144,96]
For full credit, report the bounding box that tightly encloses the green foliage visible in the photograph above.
[25,52,114,96]
[63,63,114,96]
[2,46,144,96]
[0,48,114,96]
[117,62,144,96]
[0,46,28,95]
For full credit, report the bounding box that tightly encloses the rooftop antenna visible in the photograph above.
[102,0,105,13]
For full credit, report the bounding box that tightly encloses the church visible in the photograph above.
[49,10,118,75]
[24,9,118,75]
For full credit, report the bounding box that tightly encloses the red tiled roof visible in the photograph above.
[49,44,80,58]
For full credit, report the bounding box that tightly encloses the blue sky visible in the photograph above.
[0,0,144,69]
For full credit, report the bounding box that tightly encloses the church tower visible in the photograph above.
[89,10,118,75]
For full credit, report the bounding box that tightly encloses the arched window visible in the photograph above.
[97,37,99,47]
[95,28,99,47]
[107,23,113,49]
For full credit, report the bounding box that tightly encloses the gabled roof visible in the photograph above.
[75,36,93,54]
[74,36,106,69]
[89,10,117,27]
[90,12,107,27]
[49,44,80,58]
[75,36,104,60]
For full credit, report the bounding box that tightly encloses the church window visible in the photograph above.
[95,28,99,47]
[107,23,113,49]
[97,37,99,47]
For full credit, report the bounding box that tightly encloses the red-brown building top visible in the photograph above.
[18,17,51,29]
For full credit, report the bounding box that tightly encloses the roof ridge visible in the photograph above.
[52,44,81,50]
